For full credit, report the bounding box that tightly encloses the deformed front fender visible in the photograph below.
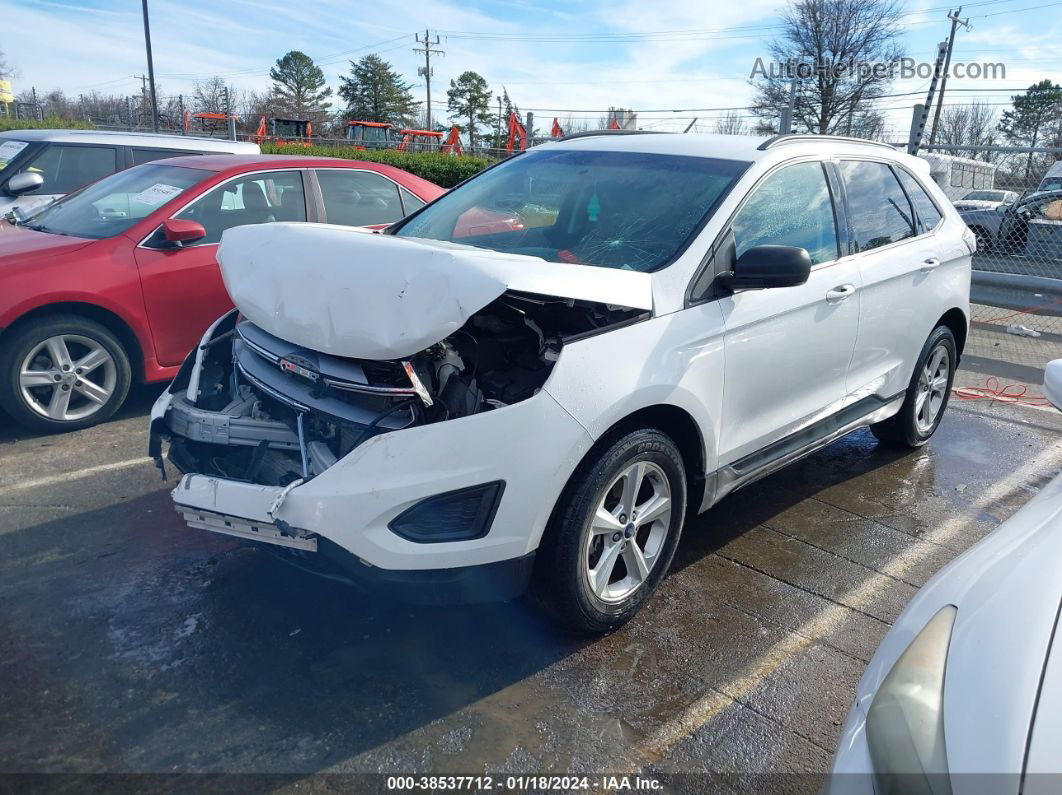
[272,388,595,570]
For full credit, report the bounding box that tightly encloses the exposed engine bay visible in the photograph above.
[162,292,646,488]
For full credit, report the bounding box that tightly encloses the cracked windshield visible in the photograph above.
[396,149,748,271]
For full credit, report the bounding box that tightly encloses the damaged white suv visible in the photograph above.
[150,132,973,633]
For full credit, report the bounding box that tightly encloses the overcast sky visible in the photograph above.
[2,0,1061,138]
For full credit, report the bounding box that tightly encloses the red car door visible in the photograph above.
[134,169,308,366]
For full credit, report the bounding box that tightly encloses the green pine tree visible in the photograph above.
[338,54,416,126]
[999,80,1062,178]
[447,71,494,150]
[269,51,332,117]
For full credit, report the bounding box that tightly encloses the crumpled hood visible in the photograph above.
[218,223,653,360]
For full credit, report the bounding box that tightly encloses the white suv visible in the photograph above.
[150,133,973,633]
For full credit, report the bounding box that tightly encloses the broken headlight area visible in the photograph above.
[162,291,646,488]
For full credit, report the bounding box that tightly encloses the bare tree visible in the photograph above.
[559,114,593,134]
[849,108,887,140]
[193,77,233,115]
[238,89,275,129]
[714,111,749,135]
[750,0,904,135]
[936,101,998,161]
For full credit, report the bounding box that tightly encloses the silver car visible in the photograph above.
[0,129,258,217]
[952,188,1018,212]
[830,358,1062,795]
[960,189,1062,256]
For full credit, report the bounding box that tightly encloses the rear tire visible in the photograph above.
[0,314,132,433]
[871,326,956,449]
[533,428,686,634]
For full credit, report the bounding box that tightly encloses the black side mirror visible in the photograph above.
[718,244,812,292]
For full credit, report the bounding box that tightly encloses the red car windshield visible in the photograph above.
[393,149,749,272]
[20,163,212,240]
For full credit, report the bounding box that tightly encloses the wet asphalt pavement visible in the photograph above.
[1,382,1061,792]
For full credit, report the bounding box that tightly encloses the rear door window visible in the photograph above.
[839,160,916,252]
[316,169,405,227]
[19,144,119,194]
[895,169,943,233]
[130,147,198,166]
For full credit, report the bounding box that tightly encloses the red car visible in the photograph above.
[0,154,444,432]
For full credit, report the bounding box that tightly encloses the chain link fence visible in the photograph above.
[920,143,1062,401]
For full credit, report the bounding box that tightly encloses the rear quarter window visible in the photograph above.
[839,160,916,252]
[895,169,943,232]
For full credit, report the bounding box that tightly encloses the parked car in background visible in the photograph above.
[830,359,1062,795]
[0,154,443,432]
[151,133,972,633]
[1036,160,1062,193]
[0,129,260,217]
[952,188,1018,212]
[960,188,1062,255]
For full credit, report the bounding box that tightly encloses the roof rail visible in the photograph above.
[757,134,898,152]
[558,129,666,142]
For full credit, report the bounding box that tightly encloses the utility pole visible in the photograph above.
[496,95,503,149]
[928,7,971,145]
[141,0,160,132]
[780,61,798,135]
[907,40,950,154]
[224,86,236,141]
[135,74,149,128]
[414,30,444,130]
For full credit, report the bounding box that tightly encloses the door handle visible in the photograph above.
[920,257,941,272]
[825,284,856,302]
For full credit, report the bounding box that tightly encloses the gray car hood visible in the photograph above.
[217,223,653,360]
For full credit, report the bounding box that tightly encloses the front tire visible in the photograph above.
[0,314,132,433]
[871,326,956,449]
[533,428,686,634]
[970,226,991,253]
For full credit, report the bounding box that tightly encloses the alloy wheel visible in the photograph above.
[18,334,117,422]
[584,460,673,603]
[915,344,950,434]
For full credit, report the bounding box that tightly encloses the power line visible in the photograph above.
[155,34,411,80]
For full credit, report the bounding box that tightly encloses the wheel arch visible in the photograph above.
[936,307,968,358]
[555,402,708,524]
[0,302,146,381]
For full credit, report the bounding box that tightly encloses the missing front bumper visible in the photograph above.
[178,505,317,551]
[172,473,318,551]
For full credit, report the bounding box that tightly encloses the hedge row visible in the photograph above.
[0,116,94,132]
[260,142,491,188]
